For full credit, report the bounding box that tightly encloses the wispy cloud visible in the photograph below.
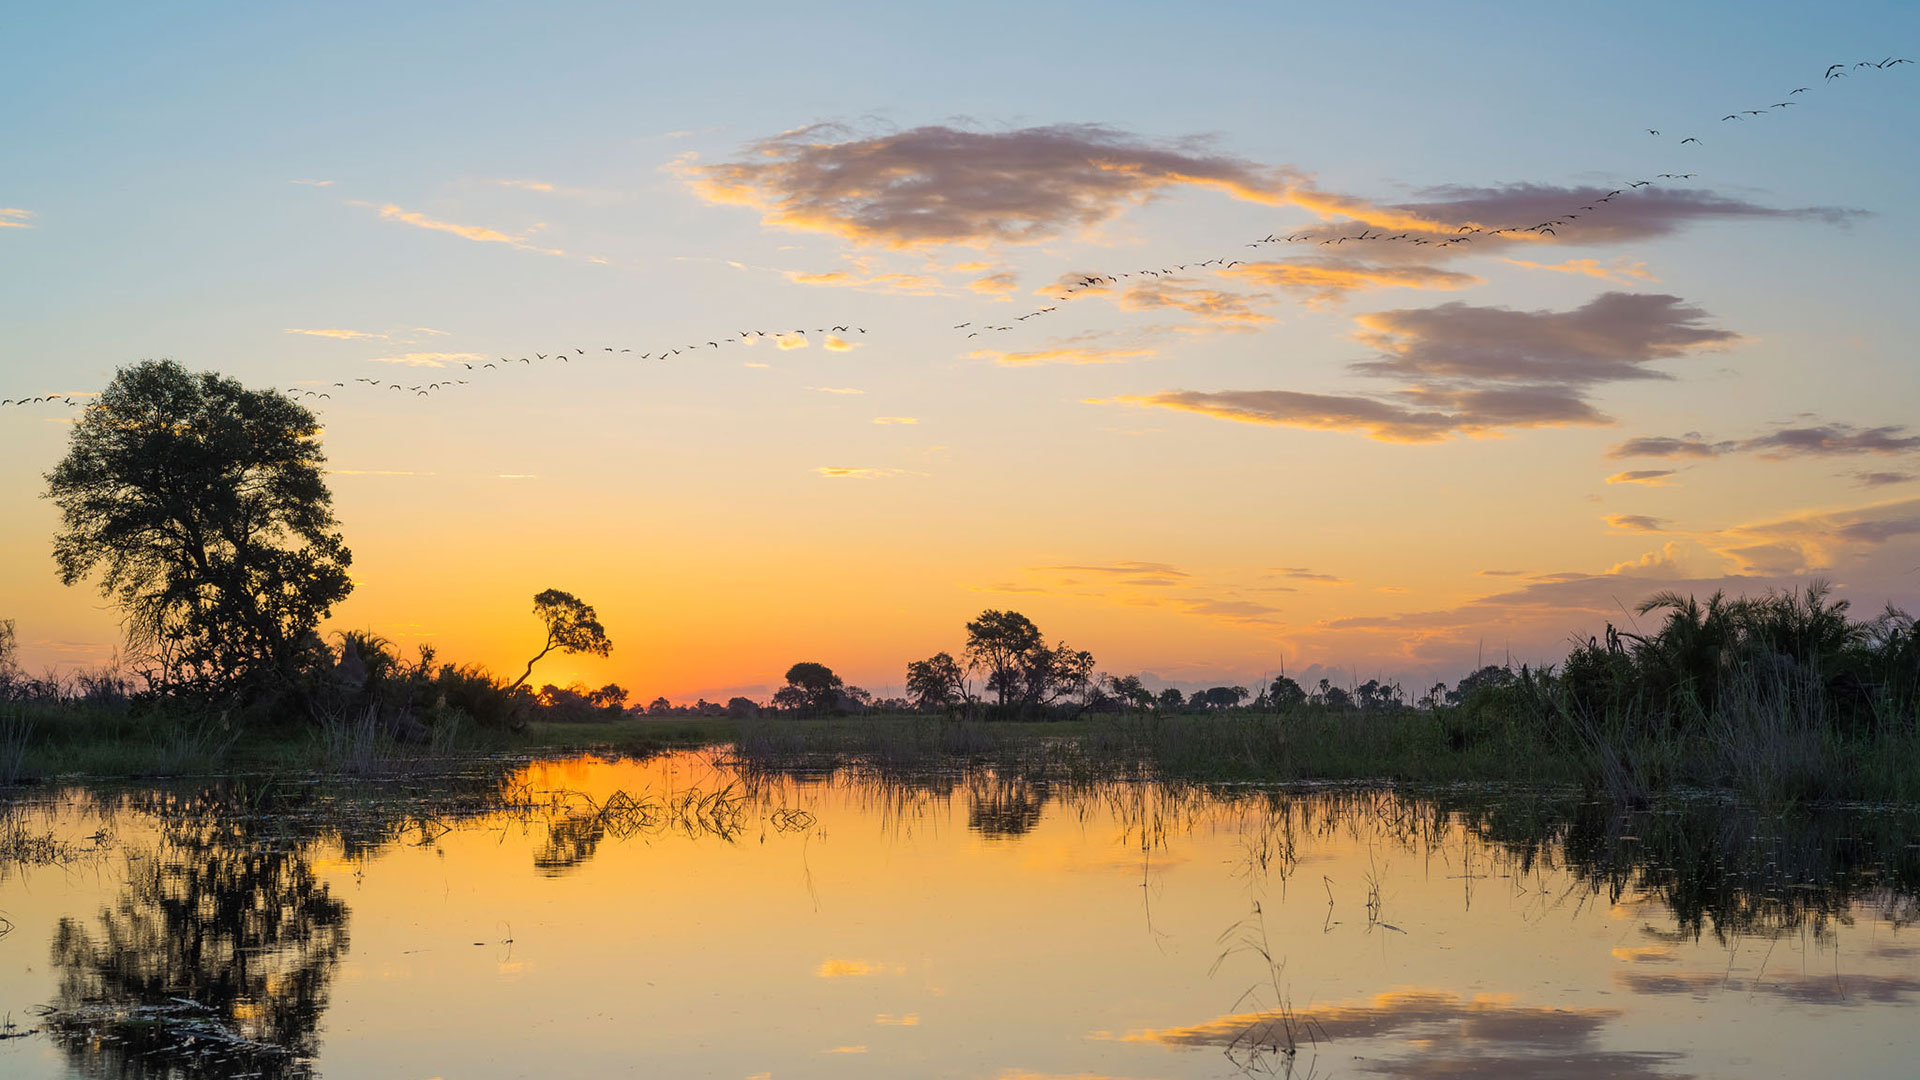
[1607,469,1677,486]
[286,327,386,340]
[1116,278,1274,329]
[0,208,35,229]
[972,346,1154,366]
[1503,256,1657,283]
[806,385,863,394]
[776,332,811,350]
[369,352,483,367]
[1224,258,1480,306]
[1269,567,1351,584]
[1610,421,1920,460]
[823,335,858,352]
[1606,513,1672,533]
[872,416,918,424]
[968,271,1020,297]
[490,178,556,192]
[289,179,334,187]
[814,466,908,479]
[1853,470,1915,488]
[355,201,565,256]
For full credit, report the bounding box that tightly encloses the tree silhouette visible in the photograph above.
[507,589,612,694]
[965,610,1043,709]
[905,651,970,714]
[781,661,843,713]
[45,360,352,699]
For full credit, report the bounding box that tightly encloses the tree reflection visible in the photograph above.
[45,809,348,1079]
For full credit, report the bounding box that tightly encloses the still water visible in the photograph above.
[1,751,1916,1079]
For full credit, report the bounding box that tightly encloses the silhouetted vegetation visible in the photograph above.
[46,360,353,709]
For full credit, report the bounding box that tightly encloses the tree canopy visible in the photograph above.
[509,589,612,693]
[44,360,351,697]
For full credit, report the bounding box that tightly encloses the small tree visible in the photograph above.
[1269,675,1307,711]
[507,589,612,694]
[1157,686,1185,711]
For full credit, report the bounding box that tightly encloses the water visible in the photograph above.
[1,751,1916,1079]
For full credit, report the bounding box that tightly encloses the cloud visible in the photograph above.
[286,327,386,340]
[329,469,433,477]
[974,346,1155,367]
[289,179,333,187]
[1351,292,1739,385]
[0,208,35,229]
[1610,421,1920,460]
[782,264,948,295]
[1854,471,1915,487]
[1030,561,1191,586]
[1224,257,1481,306]
[1607,469,1677,485]
[815,959,902,977]
[823,335,858,352]
[1097,292,1737,443]
[1606,514,1672,532]
[1269,567,1350,584]
[1115,278,1274,329]
[681,123,1310,248]
[1503,256,1657,283]
[776,333,811,350]
[1098,387,1604,443]
[357,201,565,255]
[1703,497,1920,573]
[968,271,1020,296]
[872,416,918,424]
[814,466,906,479]
[491,178,556,192]
[1608,435,1732,459]
[805,385,862,394]
[1386,182,1859,246]
[368,352,483,367]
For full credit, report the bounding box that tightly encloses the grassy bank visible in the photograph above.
[5,691,1917,806]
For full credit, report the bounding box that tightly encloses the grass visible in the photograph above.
[3,689,1917,808]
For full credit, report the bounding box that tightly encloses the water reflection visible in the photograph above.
[1131,989,1690,1080]
[45,800,348,1078]
[0,756,1916,1080]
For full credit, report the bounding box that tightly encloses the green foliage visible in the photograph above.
[44,360,352,701]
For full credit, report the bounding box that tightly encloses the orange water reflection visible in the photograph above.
[0,753,1914,1079]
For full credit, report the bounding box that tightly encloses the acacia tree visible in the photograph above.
[45,360,352,697]
[507,589,612,694]
[963,609,1095,717]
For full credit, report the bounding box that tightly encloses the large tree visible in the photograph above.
[963,609,1094,716]
[45,360,351,696]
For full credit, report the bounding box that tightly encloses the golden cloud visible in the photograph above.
[286,327,386,340]
[1224,257,1481,306]
[971,346,1154,366]
[358,201,565,255]
[1503,256,1657,283]
[823,335,858,352]
[0,208,35,229]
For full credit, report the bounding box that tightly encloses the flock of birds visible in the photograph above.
[958,56,1912,332]
[1,56,1910,410]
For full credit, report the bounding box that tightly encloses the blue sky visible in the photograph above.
[4,1,1917,698]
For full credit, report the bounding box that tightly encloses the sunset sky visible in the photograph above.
[4,2,1918,701]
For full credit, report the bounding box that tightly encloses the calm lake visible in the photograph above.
[1,750,1916,1079]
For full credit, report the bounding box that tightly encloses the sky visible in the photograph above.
[3,1,1918,702]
